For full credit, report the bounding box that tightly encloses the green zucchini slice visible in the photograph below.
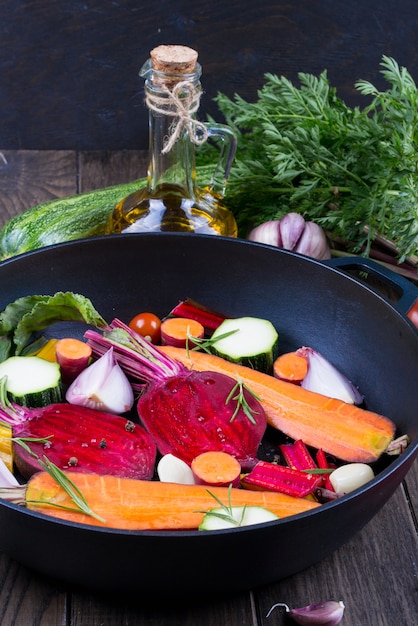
[199,505,279,530]
[210,316,279,373]
[0,356,63,407]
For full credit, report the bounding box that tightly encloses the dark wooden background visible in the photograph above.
[1,0,418,150]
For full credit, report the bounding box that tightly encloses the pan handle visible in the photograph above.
[324,256,418,329]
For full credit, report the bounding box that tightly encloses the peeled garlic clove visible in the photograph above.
[330,463,374,494]
[157,454,195,484]
[279,212,306,249]
[294,221,331,260]
[266,600,345,625]
[248,220,282,246]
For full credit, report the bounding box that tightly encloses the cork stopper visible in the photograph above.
[150,45,198,75]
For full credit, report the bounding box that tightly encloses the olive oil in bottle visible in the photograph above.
[106,45,238,237]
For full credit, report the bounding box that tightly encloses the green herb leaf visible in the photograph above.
[185,329,238,355]
[225,377,261,424]
[0,292,108,360]
[205,56,418,264]
[198,485,247,527]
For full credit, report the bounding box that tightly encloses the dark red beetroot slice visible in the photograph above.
[137,370,266,470]
[12,404,157,480]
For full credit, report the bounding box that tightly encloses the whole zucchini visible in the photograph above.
[0,164,217,260]
[0,179,144,260]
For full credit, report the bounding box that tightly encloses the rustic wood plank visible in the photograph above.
[69,590,256,626]
[78,150,148,191]
[254,483,418,626]
[0,552,67,625]
[0,150,77,226]
[405,458,418,525]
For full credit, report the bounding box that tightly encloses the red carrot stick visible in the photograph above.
[168,298,228,331]
[280,439,317,471]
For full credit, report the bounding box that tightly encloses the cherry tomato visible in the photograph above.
[128,312,162,343]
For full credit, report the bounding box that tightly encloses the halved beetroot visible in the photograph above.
[6,403,156,480]
[137,370,266,470]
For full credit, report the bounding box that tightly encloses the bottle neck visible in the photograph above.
[142,70,204,196]
[146,93,196,196]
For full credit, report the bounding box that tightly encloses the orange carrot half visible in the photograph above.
[55,338,92,384]
[22,471,319,529]
[160,346,396,463]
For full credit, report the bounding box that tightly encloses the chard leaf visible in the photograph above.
[0,295,50,333]
[0,337,12,363]
[0,292,108,359]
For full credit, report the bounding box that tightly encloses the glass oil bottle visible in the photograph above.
[106,45,238,236]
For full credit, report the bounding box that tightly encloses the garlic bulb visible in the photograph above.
[248,213,331,260]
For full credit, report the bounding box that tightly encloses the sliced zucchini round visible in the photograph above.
[199,505,279,530]
[0,355,63,407]
[211,316,279,373]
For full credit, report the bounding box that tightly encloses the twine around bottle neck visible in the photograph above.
[145,80,209,154]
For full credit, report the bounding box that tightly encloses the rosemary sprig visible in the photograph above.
[225,377,261,424]
[11,438,106,523]
[198,485,247,527]
[185,329,238,355]
[35,456,106,523]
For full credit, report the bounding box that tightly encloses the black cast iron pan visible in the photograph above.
[0,233,416,595]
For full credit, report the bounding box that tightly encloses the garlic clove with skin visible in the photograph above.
[247,220,282,246]
[266,600,345,625]
[294,221,331,260]
[290,600,345,625]
[279,212,306,250]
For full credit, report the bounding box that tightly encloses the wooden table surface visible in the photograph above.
[0,150,417,626]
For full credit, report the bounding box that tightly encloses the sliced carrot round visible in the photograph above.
[273,351,308,384]
[160,317,205,348]
[191,451,241,488]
